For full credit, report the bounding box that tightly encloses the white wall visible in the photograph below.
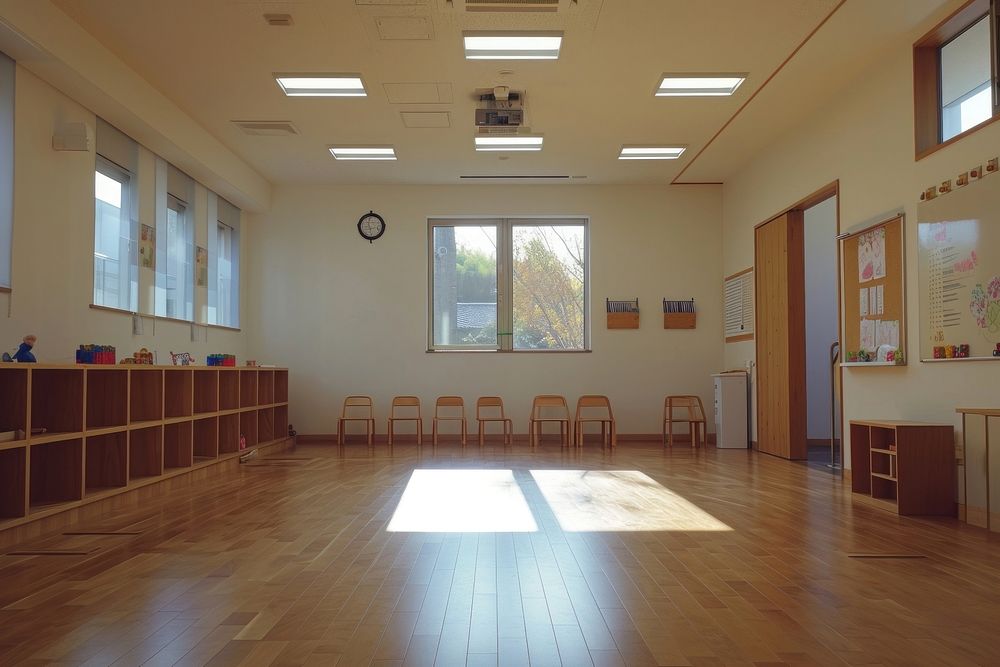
[804,197,839,442]
[0,67,248,363]
[721,1,1000,516]
[246,184,724,436]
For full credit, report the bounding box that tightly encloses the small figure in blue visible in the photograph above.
[2,335,37,363]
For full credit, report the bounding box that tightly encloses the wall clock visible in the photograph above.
[357,211,386,243]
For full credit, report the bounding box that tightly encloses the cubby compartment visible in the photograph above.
[129,369,163,424]
[164,370,193,419]
[0,368,28,444]
[240,410,258,450]
[258,407,274,444]
[274,370,288,403]
[274,405,289,439]
[30,438,83,510]
[193,417,218,461]
[239,370,258,408]
[257,371,274,405]
[164,422,193,470]
[85,432,127,494]
[219,413,240,454]
[86,368,128,429]
[30,369,84,437]
[193,370,218,414]
[219,370,239,411]
[0,446,27,519]
[129,426,163,480]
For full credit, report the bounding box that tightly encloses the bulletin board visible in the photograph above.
[918,175,1000,361]
[841,214,907,364]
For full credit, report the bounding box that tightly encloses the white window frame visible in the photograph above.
[0,51,13,289]
[158,194,194,321]
[93,156,137,311]
[427,217,590,352]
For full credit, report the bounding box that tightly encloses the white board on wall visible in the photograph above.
[918,175,1000,361]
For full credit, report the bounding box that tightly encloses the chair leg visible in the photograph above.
[337,420,343,445]
[478,421,484,447]
[418,420,423,446]
[462,419,467,446]
[611,422,617,449]
[432,419,438,446]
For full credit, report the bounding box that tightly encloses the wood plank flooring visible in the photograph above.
[0,441,998,666]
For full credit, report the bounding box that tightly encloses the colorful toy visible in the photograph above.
[994,343,1000,357]
[933,346,945,359]
[119,348,154,365]
[170,351,195,366]
[207,354,236,367]
[2,335,37,363]
[239,433,247,450]
[959,344,970,358]
[77,344,116,365]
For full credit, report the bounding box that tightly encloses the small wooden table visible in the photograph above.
[956,408,999,531]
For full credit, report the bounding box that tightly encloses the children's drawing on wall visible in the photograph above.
[140,224,155,269]
[196,246,208,287]
[857,226,886,282]
[970,276,1000,340]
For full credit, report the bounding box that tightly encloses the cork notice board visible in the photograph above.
[841,215,907,363]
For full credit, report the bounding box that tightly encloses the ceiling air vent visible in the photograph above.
[232,120,300,136]
[263,13,294,26]
[465,0,559,12]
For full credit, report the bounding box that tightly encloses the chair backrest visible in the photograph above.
[576,395,613,420]
[342,395,373,419]
[476,396,507,420]
[435,396,465,418]
[532,394,569,419]
[664,395,705,421]
[391,395,421,418]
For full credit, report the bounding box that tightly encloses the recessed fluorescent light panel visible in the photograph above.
[329,146,397,161]
[655,74,746,97]
[618,146,687,160]
[275,73,367,97]
[463,32,563,60]
[474,135,543,152]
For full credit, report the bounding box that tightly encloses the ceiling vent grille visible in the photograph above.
[262,13,294,26]
[465,0,559,12]
[232,120,300,136]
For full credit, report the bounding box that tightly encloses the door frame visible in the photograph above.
[753,181,842,461]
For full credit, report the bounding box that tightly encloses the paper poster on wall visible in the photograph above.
[860,318,876,351]
[876,284,884,315]
[140,224,155,269]
[857,226,886,282]
[877,319,900,349]
[860,288,869,316]
[196,246,208,287]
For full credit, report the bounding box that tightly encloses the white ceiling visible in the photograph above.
[50,0,946,186]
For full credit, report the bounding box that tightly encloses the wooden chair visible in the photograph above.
[663,395,706,448]
[529,395,571,447]
[338,395,375,445]
[574,395,616,448]
[433,396,467,445]
[476,396,513,446]
[388,396,423,445]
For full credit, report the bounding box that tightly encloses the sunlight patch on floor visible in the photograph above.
[529,470,731,532]
[387,469,538,532]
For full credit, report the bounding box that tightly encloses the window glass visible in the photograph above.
[163,196,193,320]
[431,224,498,348]
[93,160,137,310]
[941,15,992,140]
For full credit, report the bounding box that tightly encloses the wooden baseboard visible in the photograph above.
[0,437,295,550]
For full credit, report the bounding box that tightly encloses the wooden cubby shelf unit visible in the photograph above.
[850,419,956,516]
[239,370,258,408]
[0,365,290,530]
[193,370,218,414]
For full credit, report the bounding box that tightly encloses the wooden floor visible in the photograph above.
[1,440,998,666]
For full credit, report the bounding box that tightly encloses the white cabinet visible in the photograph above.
[712,372,748,449]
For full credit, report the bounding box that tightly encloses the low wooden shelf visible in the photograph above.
[0,364,291,534]
[850,419,955,516]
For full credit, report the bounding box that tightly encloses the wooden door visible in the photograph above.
[754,212,806,459]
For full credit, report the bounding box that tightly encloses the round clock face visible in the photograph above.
[357,211,386,243]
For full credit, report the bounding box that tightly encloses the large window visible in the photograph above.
[429,218,588,351]
[216,222,235,326]
[162,195,193,320]
[914,0,1000,156]
[0,51,13,289]
[93,159,137,310]
[208,194,240,328]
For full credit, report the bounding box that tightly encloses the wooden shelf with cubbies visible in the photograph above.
[0,364,292,537]
[850,419,955,516]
